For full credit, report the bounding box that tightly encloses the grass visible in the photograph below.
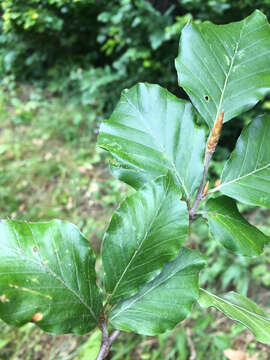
[0,85,126,248]
[0,84,269,359]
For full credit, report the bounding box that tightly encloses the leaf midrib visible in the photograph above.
[212,20,246,123]
[107,178,169,302]
[110,262,196,321]
[200,289,270,330]
[210,162,270,194]
[122,92,190,200]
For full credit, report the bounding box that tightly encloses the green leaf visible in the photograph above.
[0,220,102,334]
[102,174,189,304]
[215,115,270,209]
[98,83,206,202]
[205,196,267,256]
[176,10,270,127]
[109,248,206,335]
[199,289,270,344]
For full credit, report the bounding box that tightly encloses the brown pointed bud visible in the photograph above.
[207,110,224,152]
[202,181,209,198]
[214,178,221,187]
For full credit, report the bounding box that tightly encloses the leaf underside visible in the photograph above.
[216,115,270,209]
[102,174,189,304]
[98,83,206,203]
[205,196,268,256]
[110,248,206,335]
[176,10,270,127]
[0,220,102,334]
[199,289,270,344]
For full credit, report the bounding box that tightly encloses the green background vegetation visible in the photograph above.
[0,0,270,358]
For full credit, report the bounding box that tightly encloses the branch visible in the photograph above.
[96,316,121,360]
[109,330,121,344]
[189,110,224,219]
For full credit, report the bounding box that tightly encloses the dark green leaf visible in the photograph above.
[214,115,270,209]
[102,174,189,304]
[98,83,206,203]
[109,248,206,335]
[199,289,270,344]
[205,196,267,256]
[0,220,102,334]
[176,10,270,127]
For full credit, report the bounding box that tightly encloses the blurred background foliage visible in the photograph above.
[0,0,270,359]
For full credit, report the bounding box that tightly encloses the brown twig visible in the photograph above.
[96,314,121,360]
[189,110,224,219]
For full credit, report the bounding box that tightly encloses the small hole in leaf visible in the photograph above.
[205,95,209,101]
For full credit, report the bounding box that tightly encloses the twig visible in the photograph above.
[96,319,110,360]
[189,110,224,219]
[189,150,213,218]
[109,330,121,345]
[96,315,121,360]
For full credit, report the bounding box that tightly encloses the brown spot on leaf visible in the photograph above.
[33,246,38,253]
[31,312,43,322]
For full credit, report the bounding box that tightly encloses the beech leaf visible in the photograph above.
[109,248,206,335]
[215,115,270,209]
[205,196,268,256]
[176,10,270,127]
[98,83,206,203]
[0,220,102,334]
[102,174,189,304]
[199,289,270,344]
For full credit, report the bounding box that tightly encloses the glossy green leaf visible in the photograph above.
[176,10,270,127]
[215,115,270,209]
[98,83,206,202]
[109,248,206,335]
[205,196,267,256]
[199,289,270,344]
[102,174,189,304]
[0,220,102,334]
